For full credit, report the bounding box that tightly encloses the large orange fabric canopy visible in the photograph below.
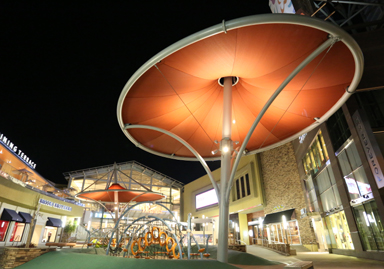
[76,183,165,203]
[118,14,363,160]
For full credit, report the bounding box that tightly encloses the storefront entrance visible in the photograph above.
[266,220,301,245]
[324,211,354,250]
[42,226,58,243]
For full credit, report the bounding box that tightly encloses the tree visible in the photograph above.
[62,221,77,242]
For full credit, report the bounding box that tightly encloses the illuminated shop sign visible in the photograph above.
[195,188,218,209]
[0,131,37,169]
[39,198,72,211]
[353,111,384,189]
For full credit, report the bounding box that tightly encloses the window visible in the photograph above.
[326,108,351,151]
[233,173,251,201]
[302,131,329,175]
[0,220,10,242]
[356,90,384,129]
[246,174,251,196]
[240,177,245,197]
[10,223,25,242]
[336,140,384,250]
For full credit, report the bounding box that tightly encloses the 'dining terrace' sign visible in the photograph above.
[0,131,37,169]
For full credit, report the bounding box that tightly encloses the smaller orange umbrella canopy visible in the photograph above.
[76,183,165,203]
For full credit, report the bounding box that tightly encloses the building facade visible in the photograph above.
[292,90,384,260]
[0,133,84,247]
[183,150,316,250]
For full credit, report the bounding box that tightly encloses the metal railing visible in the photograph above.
[0,170,83,206]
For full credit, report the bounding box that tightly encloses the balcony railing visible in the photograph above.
[0,170,84,206]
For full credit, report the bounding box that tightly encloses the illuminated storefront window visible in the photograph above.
[353,201,384,250]
[10,223,25,242]
[325,211,354,250]
[266,220,301,245]
[42,226,58,243]
[337,140,384,251]
[0,220,10,242]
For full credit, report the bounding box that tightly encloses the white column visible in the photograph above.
[217,77,233,263]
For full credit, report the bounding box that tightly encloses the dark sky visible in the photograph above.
[1,1,271,185]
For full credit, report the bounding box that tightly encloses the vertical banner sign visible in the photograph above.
[353,110,384,189]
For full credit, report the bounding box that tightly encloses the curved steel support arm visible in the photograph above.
[124,124,220,202]
[78,197,116,221]
[225,35,340,200]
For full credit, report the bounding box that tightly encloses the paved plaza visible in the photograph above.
[242,245,384,269]
[2,244,384,269]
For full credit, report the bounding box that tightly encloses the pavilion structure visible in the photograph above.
[116,14,363,262]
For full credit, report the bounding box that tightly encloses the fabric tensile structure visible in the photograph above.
[118,15,362,160]
[76,183,165,203]
[116,14,363,263]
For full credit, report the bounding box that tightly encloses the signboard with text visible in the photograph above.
[39,198,72,211]
[0,131,37,169]
[196,188,218,209]
[353,111,384,189]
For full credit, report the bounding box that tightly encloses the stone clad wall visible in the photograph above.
[260,142,316,246]
[0,247,56,269]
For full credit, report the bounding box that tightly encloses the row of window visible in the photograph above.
[302,130,329,175]
[0,220,25,242]
[233,173,251,201]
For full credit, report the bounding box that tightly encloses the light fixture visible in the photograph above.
[282,215,288,229]
[211,149,219,155]
[248,229,253,237]
[232,120,236,124]
[214,140,218,144]
[222,146,229,153]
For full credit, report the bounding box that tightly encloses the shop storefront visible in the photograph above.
[336,139,384,251]
[183,155,265,246]
[262,209,301,245]
[0,131,84,247]
[0,209,27,244]
[324,210,354,250]
[297,129,351,252]
[293,96,384,260]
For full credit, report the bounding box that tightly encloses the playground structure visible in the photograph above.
[82,203,211,260]
[73,164,210,260]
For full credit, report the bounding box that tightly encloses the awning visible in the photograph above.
[0,208,23,222]
[18,212,32,223]
[46,217,62,227]
[263,209,296,225]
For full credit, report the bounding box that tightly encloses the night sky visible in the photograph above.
[1,1,271,185]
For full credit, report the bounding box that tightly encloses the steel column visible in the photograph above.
[217,77,233,263]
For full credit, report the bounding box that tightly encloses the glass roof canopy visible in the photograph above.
[63,161,183,205]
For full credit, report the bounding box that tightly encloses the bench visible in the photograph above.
[45,242,76,248]
[284,261,313,269]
